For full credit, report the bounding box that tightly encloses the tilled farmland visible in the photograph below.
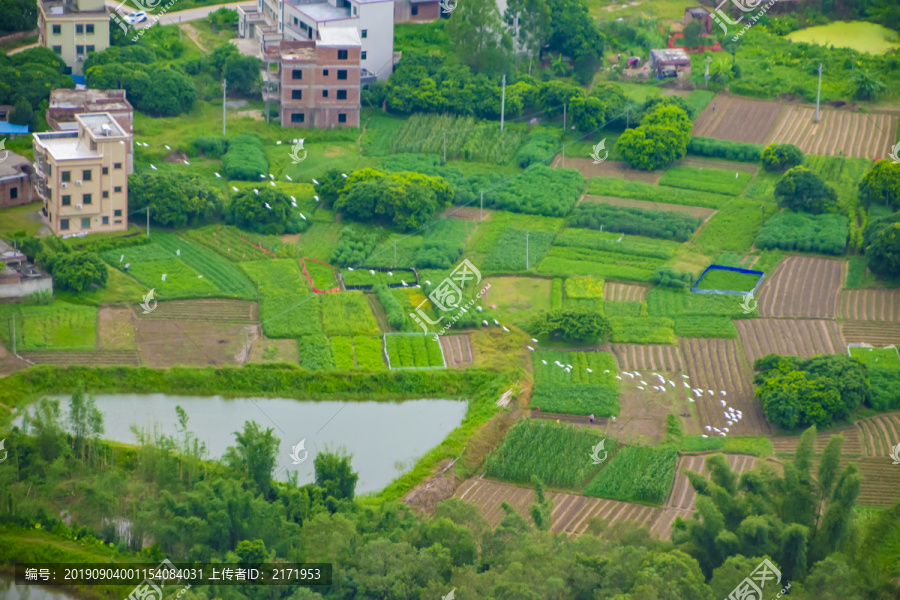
[757,256,843,318]
[612,343,683,372]
[766,106,898,159]
[839,289,900,321]
[736,318,845,365]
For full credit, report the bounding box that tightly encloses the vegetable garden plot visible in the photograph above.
[321,292,380,336]
[482,229,555,271]
[532,350,619,416]
[658,165,752,197]
[583,445,678,505]
[340,267,418,290]
[569,203,702,243]
[692,265,764,295]
[383,333,446,369]
[302,258,340,292]
[754,212,849,256]
[756,256,843,318]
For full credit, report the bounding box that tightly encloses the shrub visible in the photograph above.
[491,165,585,217]
[515,129,561,168]
[761,143,804,172]
[127,173,222,228]
[569,203,701,242]
[321,292,379,336]
[865,222,900,279]
[527,309,612,343]
[869,365,900,411]
[774,166,838,214]
[194,136,228,158]
[222,134,268,180]
[44,252,107,292]
[755,212,849,255]
[335,170,453,232]
[650,267,693,289]
[687,137,763,162]
[225,187,308,235]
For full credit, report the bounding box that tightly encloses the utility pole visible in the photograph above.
[563,103,566,132]
[525,232,530,270]
[704,56,712,87]
[814,63,823,123]
[500,74,506,132]
[393,240,397,268]
[480,191,483,222]
[146,206,150,238]
[443,132,447,164]
[222,78,227,136]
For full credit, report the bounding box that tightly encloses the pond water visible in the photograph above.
[20,394,467,494]
[785,21,899,54]
[0,573,79,600]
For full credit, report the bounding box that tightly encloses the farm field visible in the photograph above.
[756,256,843,318]
[658,166,752,196]
[580,195,717,221]
[679,338,769,435]
[384,333,445,369]
[482,277,551,328]
[856,412,900,457]
[583,445,678,505]
[531,350,619,416]
[736,318,845,365]
[849,346,900,369]
[134,318,249,368]
[611,343,683,372]
[770,424,864,455]
[694,268,761,292]
[0,303,98,352]
[841,321,900,346]
[839,289,900,321]
[454,478,661,535]
[438,334,473,368]
[766,105,898,159]
[692,95,783,145]
[551,157,662,184]
[134,299,258,323]
[604,282,649,302]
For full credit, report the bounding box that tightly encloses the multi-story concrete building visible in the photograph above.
[394,0,441,23]
[263,29,361,128]
[0,152,34,209]
[37,0,110,76]
[32,113,130,236]
[47,89,135,172]
[238,0,394,81]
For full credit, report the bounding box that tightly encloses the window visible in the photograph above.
[86,24,94,34]
[412,5,419,15]
[114,162,122,170]
[52,45,62,54]
[338,113,347,123]
[102,216,109,225]
[361,29,367,38]
[338,50,348,60]
[103,191,109,199]
[337,70,347,80]
[76,45,84,55]
[114,186,122,193]
[102,167,109,175]
[83,193,92,205]
[292,68,303,80]
[52,24,61,34]
[291,113,305,123]
[323,69,329,76]
[10,187,17,199]
[82,169,92,181]
[114,220,122,224]
[291,89,302,100]
[62,171,71,182]
[337,90,347,100]
[47,164,51,176]
[81,217,91,229]
[76,24,83,34]
[114,209,122,217]
[62,195,71,206]
[322,90,328,98]
[361,51,367,60]
[86,45,95,53]
[60,219,69,231]
[353,6,357,15]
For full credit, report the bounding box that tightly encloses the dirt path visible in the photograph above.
[181,23,208,54]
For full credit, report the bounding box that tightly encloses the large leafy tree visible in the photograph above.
[224,421,280,496]
[46,251,108,292]
[224,186,307,235]
[527,309,611,342]
[865,222,900,279]
[617,124,689,171]
[128,172,222,228]
[503,0,551,72]
[445,0,513,76]
[314,451,359,501]
[141,68,198,117]
[0,0,36,33]
[334,170,453,231]
[858,159,900,210]
[544,0,604,84]
[761,143,804,172]
[774,166,838,214]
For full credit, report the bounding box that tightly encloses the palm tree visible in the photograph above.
[852,69,885,101]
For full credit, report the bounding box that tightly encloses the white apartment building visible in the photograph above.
[238,0,394,80]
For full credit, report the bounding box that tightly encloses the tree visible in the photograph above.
[536,80,583,117]
[334,170,453,231]
[0,0,36,33]
[223,54,261,96]
[616,124,689,171]
[224,186,307,235]
[816,434,843,526]
[682,21,703,49]
[858,159,900,210]
[812,464,861,562]
[446,0,513,75]
[68,386,104,462]
[314,450,359,501]
[544,0,604,84]
[803,554,866,600]
[527,309,612,342]
[568,95,606,131]
[140,68,198,117]
[46,251,108,292]
[632,550,714,600]
[504,0,551,73]
[641,104,692,137]
[22,397,68,462]
[315,168,349,208]
[709,555,766,600]
[851,69,885,101]
[224,421,280,496]
[774,166,837,214]
[8,97,36,132]
[761,143,804,172]
[128,173,222,228]
[865,222,900,279]
[235,539,268,563]
[779,524,809,582]
[528,476,553,531]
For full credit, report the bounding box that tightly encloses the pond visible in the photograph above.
[0,573,80,600]
[785,21,899,54]
[20,394,467,494]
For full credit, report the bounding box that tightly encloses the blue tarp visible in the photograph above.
[0,122,29,135]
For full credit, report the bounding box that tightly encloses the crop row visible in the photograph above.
[321,292,379,336]
[658,165,752,196]
[553,229,675,260]
[482,229,556,271]
[583,445,678,505]
[586,177,730,209]
[569,203,701,242]
[608,316,675,344]
[384,333,445,369]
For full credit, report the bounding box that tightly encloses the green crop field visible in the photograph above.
[678,435,773,456]
[384,333,445,368]
[353,336,387,370]
[304,260,339,291]
[659,166,752,196]
[482,229,556,272]
[321,292,379,336]
[342,268,416,288]
[297,333,334,370]
[602,300,644,318]
[608,317,675,344]
[553,229,677,259]
[565,276,605,299]
[241,260,323,338]
[647,287,748,318]
[126,259,221,299]
[673,316,738,338]
[532,351,620,416]
[0,303,97,351]
[695,200,777,255]
[331,336,356,370]
[183,225,287,262]
[755,212,849,256]
[849,347,900,369]
[586,178,731,209]
[484,419,615,489]
[389,114,528,165]
[583,444,678,505]
[537,246,665,282]
[694,268,761,292]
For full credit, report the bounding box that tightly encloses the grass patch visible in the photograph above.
[531,351,620,416]
[586,177,730,209]
[483,277,551,328]
[678,435,774,456]
[0,303,97,351]
[484,419,613,489]
[0,203,45,237]
[467,210,565,265]
[849,347,900,369]
[695,199,777,255]
[608,316,675,344]
[583,444,678,505]
[659,165,752,196]
[694,268,762,292]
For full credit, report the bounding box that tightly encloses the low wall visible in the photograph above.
[0,276,52,299]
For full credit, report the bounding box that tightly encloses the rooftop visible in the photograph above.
[78,113,128,138]
[34,135,99,161]
[318,27,361,47]
[39,0,108,15]
[651,48,691,62]
[297,3,352,22]
[0,122,29,135]
[0,151,32,180]
[49,89,131,112]
[686,7,710,16]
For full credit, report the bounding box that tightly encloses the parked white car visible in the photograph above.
[124,11,148,25]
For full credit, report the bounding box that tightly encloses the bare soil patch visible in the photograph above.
[97,307,136,350]
[553,157,663,184]
[135,319,250,368]
[692,94,784,145]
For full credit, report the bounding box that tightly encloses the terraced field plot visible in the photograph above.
[679,338,768,435]
[770,424,864,455]
[604,282,649,302]
[765,106,898,159]
[813,457,900,507]
[612,343,683,372]
[856,412,900,457]
[20,350,141,366]
[736,318,845,364]
[756,256,843,318]
[439,334,473,368]
[692,95,784,145]
[455,478,661,534]
[580,195,717,221]
[841,321,900,346]
[839,289,900,321]
[135,299,258,322]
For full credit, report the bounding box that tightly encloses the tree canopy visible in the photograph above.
[762,143,804,172]
[865,222,900,279]
[128,172,223,228]
[334,170,453,231]
[445,0,513,76]
[44,251,108,292]
[774,166,838,214]
[527,309,612,342]
[858,159,900,211]
[224,186,309,235]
